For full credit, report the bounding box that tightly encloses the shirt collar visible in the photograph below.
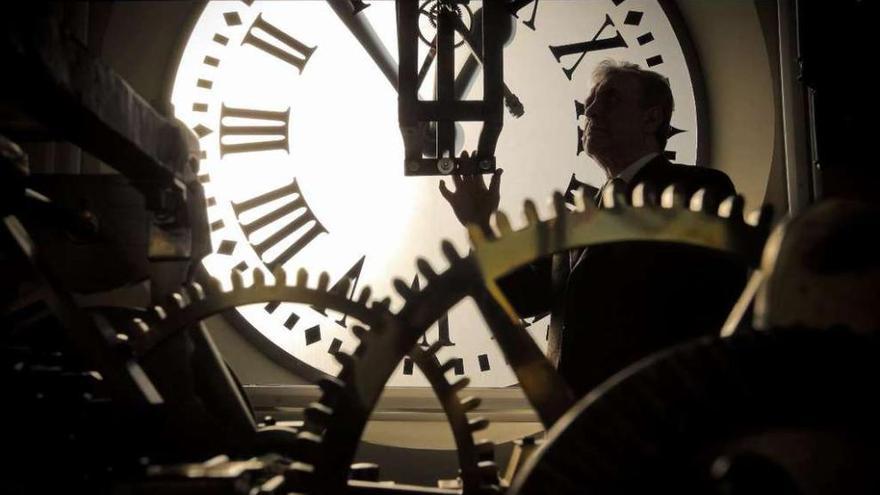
[614,152,660,184]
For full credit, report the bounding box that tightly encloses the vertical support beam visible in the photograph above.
[777,0,814,214]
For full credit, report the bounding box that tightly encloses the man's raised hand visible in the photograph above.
[438,151,502,236]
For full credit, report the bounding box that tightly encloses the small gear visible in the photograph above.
[418,0,472,48]
[508,327,880,494]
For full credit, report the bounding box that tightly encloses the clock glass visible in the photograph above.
[170,0,703,387]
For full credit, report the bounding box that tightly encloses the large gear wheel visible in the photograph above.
[295,182,772,494]
[508,327,880,494]
[127,266,498,494]
[469,182,772,322]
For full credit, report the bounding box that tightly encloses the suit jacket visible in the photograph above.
[499,156,744,396]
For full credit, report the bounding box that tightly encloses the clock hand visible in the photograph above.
[326,0,398,90]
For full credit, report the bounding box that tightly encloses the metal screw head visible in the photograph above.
[479,159,492,171]
[406,160,421,173]
[437,157,455,174]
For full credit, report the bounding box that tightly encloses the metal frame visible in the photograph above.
[397,0,504,176]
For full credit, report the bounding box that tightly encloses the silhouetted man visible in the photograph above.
[441,60,743,396]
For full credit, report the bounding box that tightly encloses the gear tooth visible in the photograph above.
[318,376,345,396]
[718,195,745,220]
[425,341,443,356]
[440,359,459,374]
[357,286,372,305]
[317,271,330,292]
[373,297,391,310]
[204,275,223,294]
[661,183,688,209]
[631,181,659,207]
[441,240,460,261]
[284,461,315,489]
[745,208,768,228]
[468,417,490,432]
[296,268,309,286]
[252,268,266,286]
[572,186,587,212]
[523,199,539,225]
[230,269,245,289]
[467,224,487,245]
[334,350,354,368]
[495,211,512,234]
[393,278,415,300]
[552,191,567,217]
[295,431,323,463]
[304,401,333,428]
[478,460,501,484]
[152,305,168,320]
[335,278,351,297]
[476,439,496,460]
[166,292,186,309]
[756,204,774,230]
[132,318,150,335]
[185,282,206,301]
[416,258,437,280]
[691,188,720,213]
[450,377,470,393]
[353,342,367,357]
[269,267,285,287]
[460,396,482,411]
[602,180,628,209]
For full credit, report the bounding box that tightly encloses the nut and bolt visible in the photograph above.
[437,157,455,174]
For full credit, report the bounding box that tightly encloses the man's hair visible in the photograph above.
[590,60,674,149]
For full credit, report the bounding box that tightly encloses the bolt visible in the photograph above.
[479,159,492,171]
[406,160,420,173]
[437,157,455,174]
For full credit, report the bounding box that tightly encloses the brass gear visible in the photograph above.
[297,181,773,494]
[468,181,772,322]
[130,266,499,494]
[508,327,880,494]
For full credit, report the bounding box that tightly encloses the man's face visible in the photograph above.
[582,72,648,163]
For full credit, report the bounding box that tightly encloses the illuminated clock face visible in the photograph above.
[171,0,703,387]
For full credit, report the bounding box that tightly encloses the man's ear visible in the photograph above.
[642,105,663,134]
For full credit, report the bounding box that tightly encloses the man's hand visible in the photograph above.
[438,151,502,235]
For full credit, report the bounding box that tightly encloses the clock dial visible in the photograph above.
[171,0,703,387]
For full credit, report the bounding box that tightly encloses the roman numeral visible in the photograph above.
[411,275,456,348]
[243,13,317,73]
[232,179,327,272]
[220,104,289,157]
[548,14,628,81]
[349,0,370,14]
[313,255,366,328]
[507,0,540,31]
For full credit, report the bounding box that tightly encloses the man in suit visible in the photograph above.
[440,60,744,396]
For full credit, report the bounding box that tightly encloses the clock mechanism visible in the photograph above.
[170,0,708,388]
[4,1,880,494]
